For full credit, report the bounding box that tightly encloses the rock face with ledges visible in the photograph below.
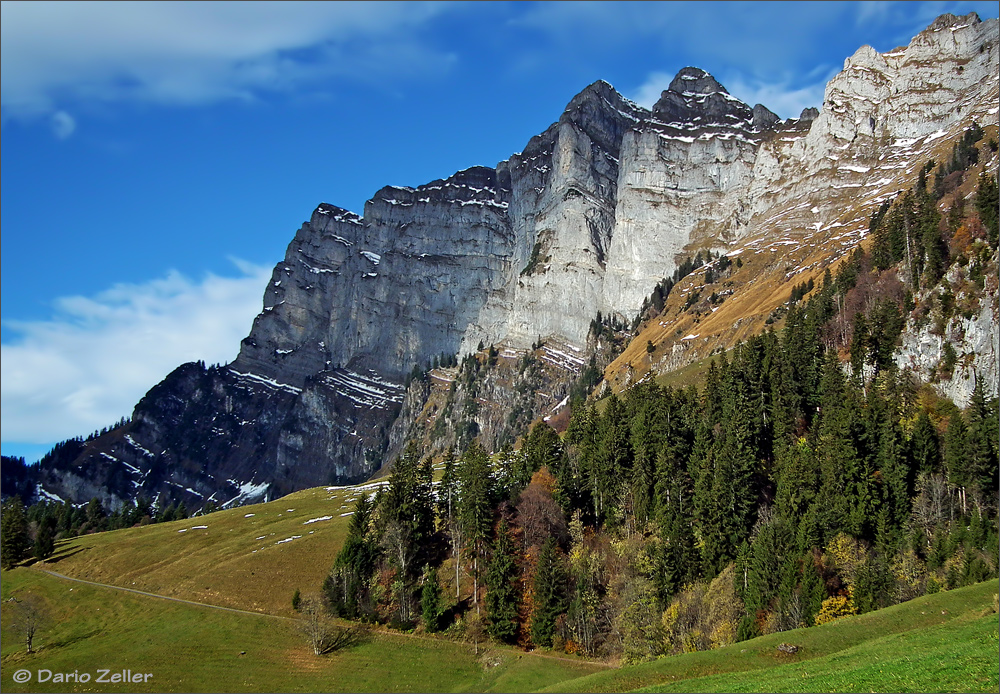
[234,166,514,383]
[29,14,1000,510]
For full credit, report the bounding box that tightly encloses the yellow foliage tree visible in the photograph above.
[824,532,867,589]
[814,592,857,626]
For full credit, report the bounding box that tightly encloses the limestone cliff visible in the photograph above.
[29,13,999,510]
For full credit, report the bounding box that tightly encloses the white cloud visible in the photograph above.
[632,71,674,110]
[1,260,272,446]
[0,1,454,118]
[511,2,851,73]
[721,74,832,120]
[50,110,76,139]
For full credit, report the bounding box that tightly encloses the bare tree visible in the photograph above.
[381,521,416,622]
[911,473,955,532]
[299,595,362,656]
[6,594,47,654]
[464,610,486,656]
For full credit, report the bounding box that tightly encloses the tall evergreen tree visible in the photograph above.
[910,410,941,476]
[420,564,442,632]
[531,537,567,647]
[976,171,999,247]
[325,495,378,618]
[590,394,631,526]
[1,496,31,569]
[33,520,55,560]
[459,441,496,611]
[966,378,999,505]
[815,352,866,541]
[485,517,520,643]
[944,407,970,499]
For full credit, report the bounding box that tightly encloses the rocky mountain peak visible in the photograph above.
[557,79,648,156]
[667,66,728,95]
[927,11,980,32]
[651,67,763,130]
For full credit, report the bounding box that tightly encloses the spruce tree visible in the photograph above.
[966,379,999,502]
[33,521,55,561]
[910,410,941,476]
[976,171,999,247]
[815,352,864,540]
[1,496,31,569]
[485,517,520,643]
[325,495,377,618]
[420,565,442,632]
[459,441,495,611]
[531,537,567,647]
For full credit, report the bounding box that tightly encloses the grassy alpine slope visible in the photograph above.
[0,567,604,693]
[17,483,379,617]
[1,563,995,693]
[541,578,999,694]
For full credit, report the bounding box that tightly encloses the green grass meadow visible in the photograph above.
[541,579,999,693]
[1,568,603,693]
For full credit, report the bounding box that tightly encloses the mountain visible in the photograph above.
[23,12,999,511]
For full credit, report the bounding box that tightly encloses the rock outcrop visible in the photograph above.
[895,253,1000,407]
[29,14,999,510]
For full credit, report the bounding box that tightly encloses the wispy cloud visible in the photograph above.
[850,1,996,48]
[0,1,455,120]
[721,74,832,120]
[49,110,76,139]
[631,71,674,110]
[1,260,272,446]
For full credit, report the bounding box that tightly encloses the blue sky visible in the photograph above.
[2,1,997,462]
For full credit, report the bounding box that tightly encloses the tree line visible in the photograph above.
[0,491,211,569]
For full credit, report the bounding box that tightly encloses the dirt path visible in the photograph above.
[32,567,614,670]
[32,567,296,621]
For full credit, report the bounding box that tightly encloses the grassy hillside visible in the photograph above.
[541,579,999,694]
[23,483,376,617]
[2,562,995,693]
[0,568,603,693]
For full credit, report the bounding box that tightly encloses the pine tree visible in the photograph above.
[875,399,910,545]
[325,495,378,618]
[944,407,970,500]
[459,441,495,611]
[702,363,760,573]
[628,394,661,526]
[590,394,631,526]
[966,378,999,502]
[531,537,567,647]
[815,352,866,541]
[910,410,940,476]
[420,565,442,632]
[1,496,31,569]
[485,517,520,643]
[850,311,869,381]
[33,521,55,561]
[774,437,819,529]
[976,171,999,247]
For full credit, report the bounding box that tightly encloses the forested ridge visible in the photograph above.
[320,159,999,662]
